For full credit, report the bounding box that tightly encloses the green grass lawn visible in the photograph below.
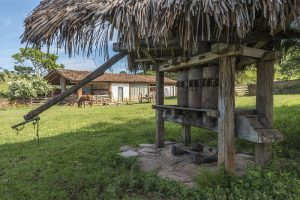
[0,95,300,199]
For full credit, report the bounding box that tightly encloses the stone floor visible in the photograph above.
[119,142,255,187]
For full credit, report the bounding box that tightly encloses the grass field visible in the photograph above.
[0,95,300,199]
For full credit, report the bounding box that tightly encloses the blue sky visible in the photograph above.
[0,0,127,73]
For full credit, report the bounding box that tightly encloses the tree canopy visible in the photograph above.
[12,48,64,77]
[277,40,300,80]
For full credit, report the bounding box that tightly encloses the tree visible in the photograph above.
[277,39,300,80]
[278,46,300,80]
[0,67,5,83]
[12,48,64,77]
[119,71,127,74]
[7,76,53,100]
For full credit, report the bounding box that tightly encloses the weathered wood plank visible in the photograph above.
[162,112,217,131]
[236,115,283,143]
[152,105,219,118]
[24,52,127,120]
[160,53,220,72]
[159,45,274,72]
[177,70,191,144]
[156,71,165,148]
[255,59,275,166]
[218,56,236,173]
[234,109,257,116]
[188,67,203,109]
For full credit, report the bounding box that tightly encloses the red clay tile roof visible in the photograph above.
[45,69,176,85]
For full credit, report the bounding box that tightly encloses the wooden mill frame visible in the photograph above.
[153,43,283,173]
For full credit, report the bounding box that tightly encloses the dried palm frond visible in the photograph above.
[22,0,300,60]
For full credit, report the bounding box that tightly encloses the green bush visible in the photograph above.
[7,76,53,100]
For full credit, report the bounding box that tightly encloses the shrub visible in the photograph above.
[7,76,53,100]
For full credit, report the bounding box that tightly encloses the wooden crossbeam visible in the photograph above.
[140,49,158,65]
[153,105,219,118]
[159,44,279,72]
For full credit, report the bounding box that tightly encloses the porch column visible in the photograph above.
[60,77,66,93]
[255,58,274,167]
[108,83,112,102]
[218,56,236,173]
[156,70,165,148]
[77,88,83,99]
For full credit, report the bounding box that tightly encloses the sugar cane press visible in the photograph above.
[153,43,284,171]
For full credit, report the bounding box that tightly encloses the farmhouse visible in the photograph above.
[45,69,176,102]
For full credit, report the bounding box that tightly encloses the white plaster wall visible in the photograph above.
[164,85,177,97]
[111,83,130,102]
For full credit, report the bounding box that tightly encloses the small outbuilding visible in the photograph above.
[45,69,177,102]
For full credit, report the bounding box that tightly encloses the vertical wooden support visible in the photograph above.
[60,77,66,93]
[177,70,191,145]
[108,83,112,102]
[156,70,165,148]
[188,67,203,108]
[202,65,218,126]
[255,59,274,166]
[218,57,236,173]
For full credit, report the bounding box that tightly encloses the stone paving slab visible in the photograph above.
[119,142,255,187]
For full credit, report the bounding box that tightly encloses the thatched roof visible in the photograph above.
[45,69,176,85]
[22,0,300,59]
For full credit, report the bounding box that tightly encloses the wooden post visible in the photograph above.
[218,56,236,173]
[177,70,191,145]
[156,70,165,148]
[108,83,112,102]
[60,77,66,93]
[202,65,218,126]
[255,59,274,166]
[77,88,83,99]
[188,67,203,109]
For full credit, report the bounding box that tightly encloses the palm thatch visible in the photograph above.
[22,0,300,58]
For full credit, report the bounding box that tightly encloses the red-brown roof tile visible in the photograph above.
[46,69,176,85]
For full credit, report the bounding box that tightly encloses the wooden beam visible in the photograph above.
[242,47,269,59]
[156,71,165,148]
[159,45,271,72]
[153,105,219,118]
[236,115,283,143]
[135,58,171,62]
[160,52,221,72]
[255,59,275,166]
[141,49,158,65]
[237,58,257,68]
[24,52,127,120]
[262,51,282,61]
[162,112,217,131]
[218,56,236,173]
[113,42,182,52]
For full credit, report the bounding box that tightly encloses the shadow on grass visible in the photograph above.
[0,116,200,199]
